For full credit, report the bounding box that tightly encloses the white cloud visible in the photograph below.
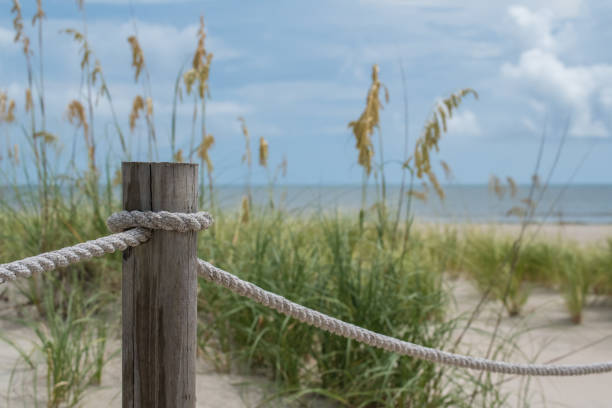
[0,26,14,48]
[501,4,611,138]
[447,109,482,136]
[502,48,611,138]
[15,17,242,85]
[525,0,583,18]
[73,18,241,74]
[508,6,556,52]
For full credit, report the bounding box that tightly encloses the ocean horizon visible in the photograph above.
[210,183,612,225]
[2,183,611,224]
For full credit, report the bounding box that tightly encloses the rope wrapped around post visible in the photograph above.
[0,211,213,284]
[1,209,612,377]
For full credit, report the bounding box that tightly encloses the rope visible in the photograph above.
[2,209,612,377]
[0,228,151,284]
[107,210,213,233]
[197,260,612,376]
[0,211,212,284]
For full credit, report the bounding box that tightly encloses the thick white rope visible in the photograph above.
[2,209,611,376]
[0,228,151,284]
[197,260,612,377]
[0,211,212,284]
[107,210,213,233]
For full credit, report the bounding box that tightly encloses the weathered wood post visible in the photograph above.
[122,162,198,408]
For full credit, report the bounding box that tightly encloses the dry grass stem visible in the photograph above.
[238,116,252,167]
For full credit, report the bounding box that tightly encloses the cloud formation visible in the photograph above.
[502,5,611,138]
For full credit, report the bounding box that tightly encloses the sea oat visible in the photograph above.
[11,1,31,56]
[184,16,213,99]
[145,97,153,117]
[173,149,184,163]
[259,137,269,168]
[427,170,445,200]
[66,100,89,153]
[440,160,452,181]
[33,131,57,143]
[348,64,386,175]
[66,100,88,134]
[238,117,252,167]
[198,134,215,172]
[507,176,518,197]
[32,0,45,25]
[0,93,16,123]
[129,95,144,132]
[506,206,526,217]
[489,175,505,199]
[410,88,478,199]
[240,195,250,224]
[407,189,427,202]
[25,88,33,112]
[127,36,145,82]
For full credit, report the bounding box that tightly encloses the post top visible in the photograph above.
[122,162,198,167]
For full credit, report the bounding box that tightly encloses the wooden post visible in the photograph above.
[122,162,198,408]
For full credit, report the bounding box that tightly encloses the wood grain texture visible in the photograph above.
[122,162,198,408]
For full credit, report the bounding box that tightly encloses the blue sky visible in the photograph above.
[1,0,611,185]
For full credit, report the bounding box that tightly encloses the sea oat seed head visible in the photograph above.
[198,134,215,172]
[25,88,33,113]
[32,0,45,26]
[129,95,144,132]
[240,195,250,224]
[348,64,385,175]
[145,97,153,117]
[238,117,252,167]
[507,176,518,197]
[127,36,145,82]
[259,137,268,168]
[173,149,184,163]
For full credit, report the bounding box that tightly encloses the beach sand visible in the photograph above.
[417,222,612,246]
[1,223,611,407]
[448,278,612,408]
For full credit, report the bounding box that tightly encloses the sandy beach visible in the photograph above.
[417,222,612,246]
[1,222,611,407]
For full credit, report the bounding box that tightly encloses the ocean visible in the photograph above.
[2,184,611,224]
[211,184,612,224]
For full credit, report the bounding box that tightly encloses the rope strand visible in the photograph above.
[197,260,612,376]
[0,228,150,284]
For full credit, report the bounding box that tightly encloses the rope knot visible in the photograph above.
[106,210,214,233]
